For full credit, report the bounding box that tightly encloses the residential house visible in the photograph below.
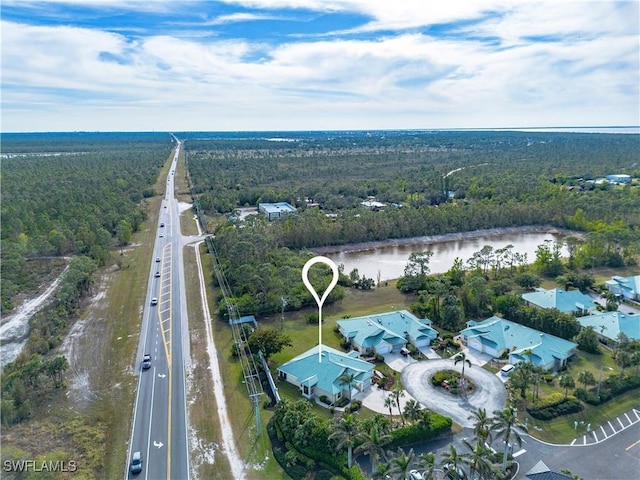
[522,288,596,316]
[576,311,640,342]
[277,345,373,404]
[258,202,297,221]
[460,316,577,371]
[605,275,640,301]
[525,460,573,480]
[336,310,437,355]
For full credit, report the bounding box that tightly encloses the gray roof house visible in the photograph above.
[460,316,577,371]
[525,460,573,480]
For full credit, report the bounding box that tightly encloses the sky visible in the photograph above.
[1,0,639,132]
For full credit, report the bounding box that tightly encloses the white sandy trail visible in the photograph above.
[194,241,246,480]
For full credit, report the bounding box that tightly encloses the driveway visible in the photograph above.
[401,359,507,428]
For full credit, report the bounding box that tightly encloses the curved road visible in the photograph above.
[402,359,507,427]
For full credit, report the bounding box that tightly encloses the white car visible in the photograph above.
[409,470,424,480]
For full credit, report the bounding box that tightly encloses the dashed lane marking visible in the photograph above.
[513,449,526,458]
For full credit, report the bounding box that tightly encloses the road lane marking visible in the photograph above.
[624,413,631,423]
[618,417,624,428]
[600,425,607,438]
[145,365,157,479]
[592,431,598,442]
[626,439,640,451]
[513,449,526,457]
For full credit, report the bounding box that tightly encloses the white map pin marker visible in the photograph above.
[302,256,339,362]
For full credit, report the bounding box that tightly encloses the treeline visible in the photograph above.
[1,133,173,312]
[185,131,640,258]
[211,223,345,318]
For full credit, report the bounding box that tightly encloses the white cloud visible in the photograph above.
[1,1,638,131]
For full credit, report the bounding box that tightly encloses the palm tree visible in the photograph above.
[329,413,359,468]
[461,437,496,480]
[491,406,528,473]
[440,444,463,480]
[559,374,575,399]
[453,352,472,393]
[577,370,596,391]
[530,365,545,402]
[384,394,395,420]
[338,370,357,401]
[468,407,492,447]
[415,452,436,480]
[390,387,406,425]
[403,398,423,423]
[355,423,392,475]
[388,447,415,480]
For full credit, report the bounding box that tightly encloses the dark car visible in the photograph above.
[141,354,151,370]
[130,451,142,474]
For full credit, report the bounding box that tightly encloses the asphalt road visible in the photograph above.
[127,137,190,480]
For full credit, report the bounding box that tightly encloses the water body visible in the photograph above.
[321,227,568,282]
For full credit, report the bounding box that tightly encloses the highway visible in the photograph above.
[127,137,190,480]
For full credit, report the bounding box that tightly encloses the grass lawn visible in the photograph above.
[515,347,640,445]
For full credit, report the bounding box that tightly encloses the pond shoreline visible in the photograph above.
[310,225,577,255]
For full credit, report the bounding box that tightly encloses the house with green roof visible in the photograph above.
[277,345,374,404]
[336,310,437,355]
[522,288,596,316]
[605,275,640,301]
[576,311,640,342]
[460,316,577,371]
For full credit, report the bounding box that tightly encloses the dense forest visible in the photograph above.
[185,131,639,318]
[1,132,171,425]
[0,132,173,313]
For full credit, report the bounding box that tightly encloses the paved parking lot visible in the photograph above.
[571,407,640,446]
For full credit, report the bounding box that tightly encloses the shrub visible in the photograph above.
[389,413,452,446]
[527,394,581,420]
[375,353,385,362]
[319,395,330,405]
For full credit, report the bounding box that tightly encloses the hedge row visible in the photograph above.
[527,395,582,420]
[577,374,640,405]
[389,413,452,447]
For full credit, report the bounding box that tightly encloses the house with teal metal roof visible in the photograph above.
[460,316,577,371]
[522,288,596,316]
[336,310,437,355]
[576,311,640,342]
[276,345,374,404]
[605,275,640,301]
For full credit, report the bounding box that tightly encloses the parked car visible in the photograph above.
[141,354,151,370]
[500,364,515,377]
[409,470,424,480]
[151,297,158,306]
[129,451,142,474]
